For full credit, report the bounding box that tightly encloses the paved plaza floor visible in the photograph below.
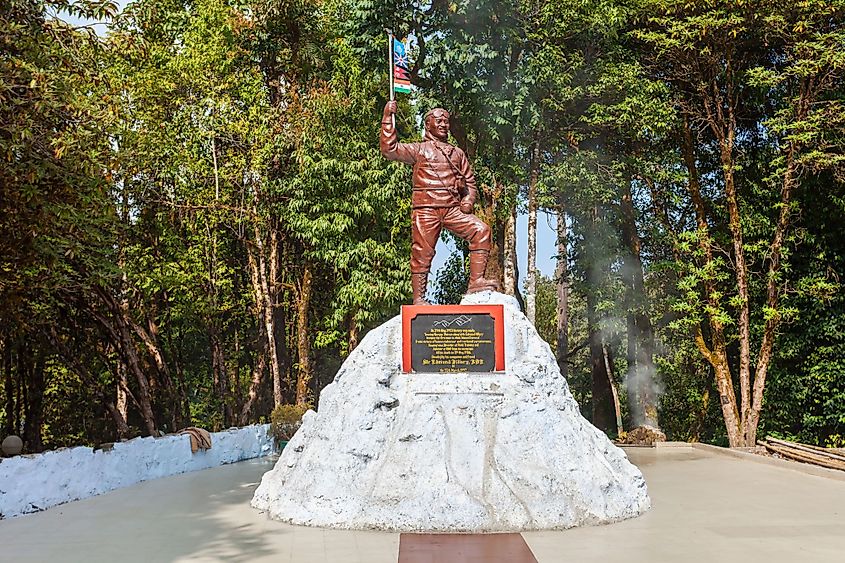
[1,445,843,562]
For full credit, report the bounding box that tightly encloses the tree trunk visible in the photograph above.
[91,299,157,436]
[269,228,286,403]
[116,359,128,425]
[696,329,744,447]
[554,198,569,378]
[204,168,229,428]
[719,136,753,442]
[115,178,131,438]
[295,263,314,406]
[250,219,283,408]
[172,325,191,427]
[503,197,518,296]
[105,400,132,440]
[209,327,229,429]
[275,296,290,404]
[91,289,159,436]
[117,322,158,436]
[240,320,267,425]
[131,315,180,430]
[46,327,133,440]
[698,71,752,445]
[525,140,540,324]
[231,327,243,418]
[746,140,800,446]
[620,181,659,429]
[588,302,615,433]
[15,360,23,436]
[348,314,360,353]
[22,349,45,452]
[681,118,743,446]
[586,207,615,433]
[3,336,13,436]
[602,342,624,436]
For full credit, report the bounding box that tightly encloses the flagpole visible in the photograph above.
[385,29,396,129]
[387,29,395,102]
[387,29,395,128]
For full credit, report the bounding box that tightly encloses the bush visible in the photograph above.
[270,403,310,443]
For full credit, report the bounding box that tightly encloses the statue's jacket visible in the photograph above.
[380,118,478,209]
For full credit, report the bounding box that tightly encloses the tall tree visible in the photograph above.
[637,0,845,446]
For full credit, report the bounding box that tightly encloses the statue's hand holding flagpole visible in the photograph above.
[384,101,398,119]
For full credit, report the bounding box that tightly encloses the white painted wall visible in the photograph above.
[0,424,274,519]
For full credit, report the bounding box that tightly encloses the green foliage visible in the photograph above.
[1,0,413,447]
[288,41,411,346]
[533,274,558,350]
[3,0,845,452]
[761,174,845,445]
[270,403,310,442]
[1,0,118,320]
[432,245,469,305]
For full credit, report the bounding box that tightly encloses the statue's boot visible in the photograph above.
[466,250,501,294]
[412,272,431,305]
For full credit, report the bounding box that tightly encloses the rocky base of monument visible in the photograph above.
[251,292,650,532]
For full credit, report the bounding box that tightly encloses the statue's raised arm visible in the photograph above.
[380,101,419,164]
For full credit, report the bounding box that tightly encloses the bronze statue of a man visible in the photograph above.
[381,101,499,304]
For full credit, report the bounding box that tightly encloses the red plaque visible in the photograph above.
[401,305,505,373]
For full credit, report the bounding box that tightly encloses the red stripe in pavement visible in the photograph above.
[398,533,538,563]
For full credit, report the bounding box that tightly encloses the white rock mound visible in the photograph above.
[252,292,650,531]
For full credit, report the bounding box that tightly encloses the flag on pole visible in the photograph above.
[392,37,412,94]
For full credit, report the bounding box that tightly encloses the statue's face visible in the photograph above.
[425,109,450,141]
